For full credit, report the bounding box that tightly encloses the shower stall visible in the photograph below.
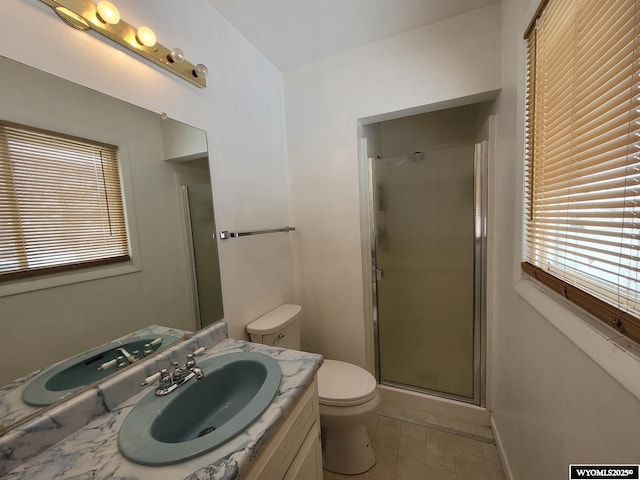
[365,123,488,406]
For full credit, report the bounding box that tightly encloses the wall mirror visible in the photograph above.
[0,55,224,433]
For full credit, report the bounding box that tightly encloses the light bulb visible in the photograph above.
[167,48,185,63]
[193,64,208,79]
[96,1,120,25]
[136,26,156,47]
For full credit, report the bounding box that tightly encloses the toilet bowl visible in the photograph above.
[317,359,380,474]
[246,304,379,475]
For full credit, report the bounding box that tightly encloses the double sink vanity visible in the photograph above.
[0,321,324,479]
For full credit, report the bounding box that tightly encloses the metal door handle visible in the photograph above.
[376,268,384,281]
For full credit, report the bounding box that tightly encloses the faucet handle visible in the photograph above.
[142,371,161,386]
[141,368,171,386]
[143,338,164,352]
[193,346,206,356]
[97,359,117,371]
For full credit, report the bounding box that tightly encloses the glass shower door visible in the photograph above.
[184,184,224,328]
[373,144,483,402]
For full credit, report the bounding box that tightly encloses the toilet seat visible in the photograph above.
[318,360,377,407]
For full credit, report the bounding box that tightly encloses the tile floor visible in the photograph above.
[322,402,506,480]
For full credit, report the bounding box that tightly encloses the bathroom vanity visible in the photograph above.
[0,50,323,480]
[243,380,322,479]
[0,322,323,480]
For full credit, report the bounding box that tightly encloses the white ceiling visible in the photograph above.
[208,0,499,71]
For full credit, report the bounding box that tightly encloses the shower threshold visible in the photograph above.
[377,383,490,428]
[375,410,495,445]
[381,380,478,406]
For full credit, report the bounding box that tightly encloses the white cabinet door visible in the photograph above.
[283,421,322,480]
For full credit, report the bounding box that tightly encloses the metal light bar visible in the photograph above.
[38,0,207,88]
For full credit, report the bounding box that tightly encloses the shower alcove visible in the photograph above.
[359,99,495,422]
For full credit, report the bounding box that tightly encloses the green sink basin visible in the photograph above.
[118,351,282,466]
[22,333,181,406]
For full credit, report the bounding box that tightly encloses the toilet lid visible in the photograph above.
[317,360,377,406]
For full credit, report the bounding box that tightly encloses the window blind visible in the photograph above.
[523,0,640,342]
[0,120,130,280]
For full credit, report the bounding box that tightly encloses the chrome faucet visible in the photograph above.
[142,349,206,396]
[116,347,137,364]
[97,347,140,371]
[97,338,165,371]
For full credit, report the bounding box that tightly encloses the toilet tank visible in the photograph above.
[246,304,302,350]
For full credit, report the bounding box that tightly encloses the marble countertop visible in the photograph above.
[0,372,41,434]
[2,338,323,480]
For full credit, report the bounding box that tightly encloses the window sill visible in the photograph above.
[0,261,141,298]
[514,278,640,401]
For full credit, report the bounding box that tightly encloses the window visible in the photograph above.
[522,0,640,343]
[0,120,130,281]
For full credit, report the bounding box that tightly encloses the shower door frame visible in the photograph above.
[367,141,488,406]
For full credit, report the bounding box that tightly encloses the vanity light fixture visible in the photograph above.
[38,0,207,88]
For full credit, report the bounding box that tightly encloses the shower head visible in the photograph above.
[407,151,425,161]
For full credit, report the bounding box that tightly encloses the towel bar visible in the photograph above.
[218,226,295,240]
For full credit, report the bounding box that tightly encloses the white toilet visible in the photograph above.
[246,304,380,475]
